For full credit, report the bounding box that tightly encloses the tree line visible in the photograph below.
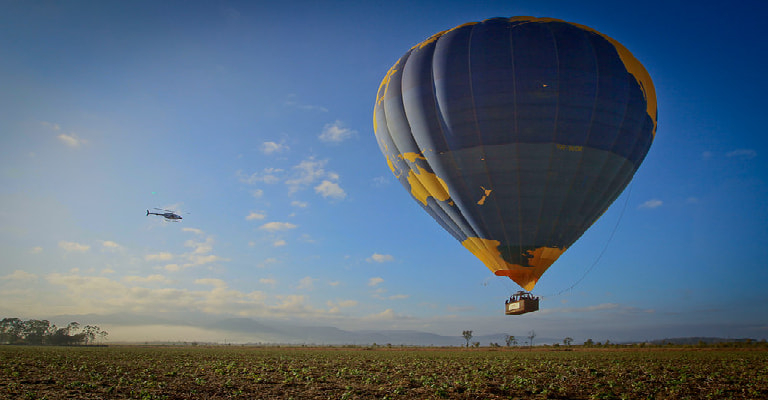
[0,317,108,345]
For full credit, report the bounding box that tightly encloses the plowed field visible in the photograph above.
[1,345,766,399]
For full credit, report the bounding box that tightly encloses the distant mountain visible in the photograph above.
[208,318,560,346]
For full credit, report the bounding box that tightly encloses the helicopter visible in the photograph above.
[146,208,183,221]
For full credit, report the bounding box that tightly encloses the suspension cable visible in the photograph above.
[539,182,634,299]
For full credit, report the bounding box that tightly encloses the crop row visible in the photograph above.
[1,346,766,399]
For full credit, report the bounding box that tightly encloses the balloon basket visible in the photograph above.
[505,292,539,315]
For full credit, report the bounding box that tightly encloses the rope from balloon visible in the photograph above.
[538,182,634,299]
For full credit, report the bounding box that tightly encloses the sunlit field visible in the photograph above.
[1,345,766,399]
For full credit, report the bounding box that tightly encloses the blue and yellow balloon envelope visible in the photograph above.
[373,17,656,291]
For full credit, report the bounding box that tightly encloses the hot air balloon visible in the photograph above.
[373,17,657,313]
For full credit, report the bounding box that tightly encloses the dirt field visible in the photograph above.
[1,345,766,399]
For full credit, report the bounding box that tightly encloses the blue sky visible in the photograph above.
[1,0,767,344]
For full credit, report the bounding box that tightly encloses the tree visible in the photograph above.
[22,319,51,345]
[462,330,473,348]
[97,329,108,344]
[83,325,102,345]
[505,334,517,347]
[584,338,594,347]
[563,337,573,347]
[0,318,24,344]
[527,330,536,349]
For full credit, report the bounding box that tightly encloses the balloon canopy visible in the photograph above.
[373,17,657,291]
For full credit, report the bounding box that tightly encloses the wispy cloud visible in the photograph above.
[237,168,283,185]
[261,141,289,155]
[57,133,87,147]
[259,222,297,232]
[327,299,358,313]
[361,308,412,321]
[372,176,389,187]
[122,274,171,284]
[246,211,266,221]
[367,253,394,263]
[284,94,328,112]
[639,199,663,209]
[319,120,356,143]
[0,270,37,282]
[296,276,315,290]
[286,158,328,189]
[59,241,90,253]
[146,252,174,261]
[726,149,757,160]
[368,277,384,286]
[182,227,204,235]
[41,121,87,148]
[100,240,122,251]
[315,180,346,199]
[257,257,279,268]
[259,278,276,286]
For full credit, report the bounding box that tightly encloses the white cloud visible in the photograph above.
[388,294,410,300]
[261,141,289,154]
[726,149,757,160]
[291,200,308,208]
[163,264,181,272]
[30,246,43,254]
[251,189,264,198]
[238,168,283,184]
[296,276,315,290]
[246,211,266,221]
[258,258,279,268]
[40,121,61,131]
[146,252,174,261]
[122,274,171,284]
[0,270,37,281]
[639,199,663,209]
[329,281,340,287]
[100,240,122,251]
[259,222,297,231]
[16,271,292,318]
[319,120,356,143]
[372,176,389,186]
[315,180,346,200]
[367,253,394,263]
[361,308,411,321]
[284,95,328,112]
[182,227,204,235]
[336,300,358,307]
[327,299,358,313]
[368,277,384,286]
[57,133,87,147]
[259,278,276,286]
[59,241,90,253]
[195,278,228,289]
[286,158,327,188]
[184,236,214,254]
[273,239,287,247]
